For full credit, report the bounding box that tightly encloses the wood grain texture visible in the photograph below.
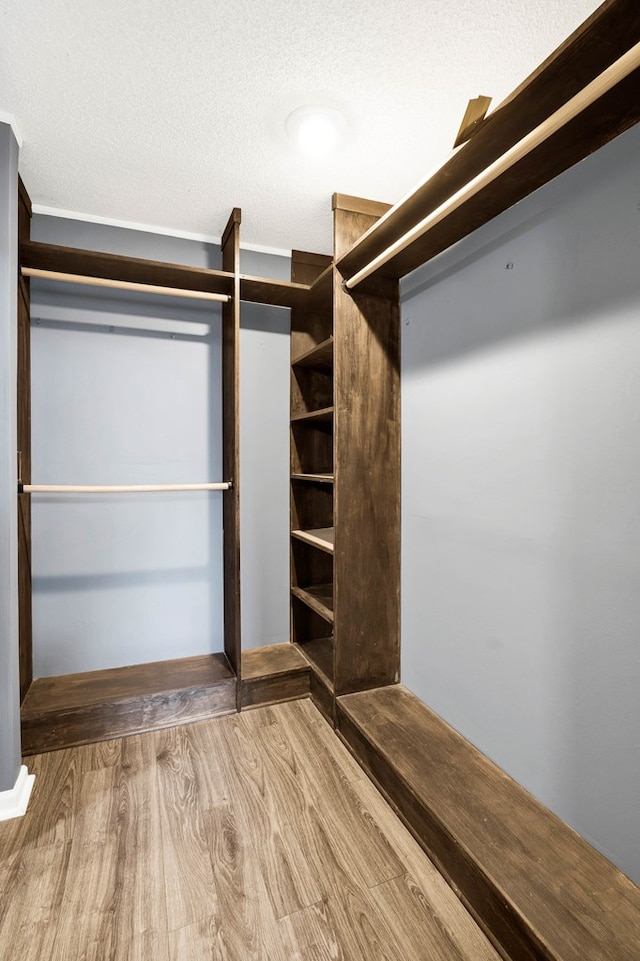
[291,583,334,623]
[17,178,32,703]
[239,273,310,309]
[155,725,217,932]
[215,711,323,920]
[21,654,236,754]
[333,203,401,696]
[290,249,333,286]
[290,250,333,359]
[241,643,309,680]
[240,643,310,710]
[353,775,503,961]
[309,667,335,725]
[21,240,234,296]
[0,700,506,961]
[221,209,241,688]
[337,684,640,961]
[337,1,640,284]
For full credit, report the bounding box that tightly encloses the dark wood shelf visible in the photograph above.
[240,274,311,309]
[21,241,234,297]
[291,472,334,484]
[291,583,334,624]
[291,528,334,554]
[292,336,334,370]
[336,3,640,287]
[20,242,313,310]
[297,636,334,688]
[290,406,333,425]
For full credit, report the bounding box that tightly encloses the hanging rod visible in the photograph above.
[21,268,231,303]
[18,482,232,494]
[343,40,640,290]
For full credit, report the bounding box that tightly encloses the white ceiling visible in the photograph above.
[1,0,602,255]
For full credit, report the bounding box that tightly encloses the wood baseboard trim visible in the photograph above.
[240,643,310,710]
[336,685,640,961]
[21,654,236,754]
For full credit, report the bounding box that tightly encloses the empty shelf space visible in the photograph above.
[291,472,334,484]
[291,528,334,554]
[291,583,334,623]
[290,406,334,424]
[292,336,334,370]
[297,636,335,687]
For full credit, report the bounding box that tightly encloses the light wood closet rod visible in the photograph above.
[21,267,231,303]
[19,483,231,494]
[344,40,640,290]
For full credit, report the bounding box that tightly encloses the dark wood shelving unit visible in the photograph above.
[289,203,400,719]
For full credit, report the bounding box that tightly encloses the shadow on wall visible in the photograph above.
[402,123,640,372]
[400,122,640,884]
[30,281,224,675]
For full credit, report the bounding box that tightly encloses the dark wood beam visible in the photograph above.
[337,0,640,286]
[21,240,312,309]
[221,209,241,695]
[17,177,32,704]
[21,240,234,296]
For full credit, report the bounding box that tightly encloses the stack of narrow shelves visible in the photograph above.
[290,262,336,706]
[289,197,401,722]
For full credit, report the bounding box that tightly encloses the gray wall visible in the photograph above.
[401,123,640,885]
[30,217,289,674]
[0,122,21,791]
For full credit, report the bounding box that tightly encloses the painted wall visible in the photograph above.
[401,123,640,885]
[0,122,22,791]
[30,217,289,675]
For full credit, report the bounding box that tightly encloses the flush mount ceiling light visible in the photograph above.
[286,105,348,156]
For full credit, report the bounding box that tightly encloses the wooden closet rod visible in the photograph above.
[344,39,640,290]
[18,482,231,494]
[21,267,231,303]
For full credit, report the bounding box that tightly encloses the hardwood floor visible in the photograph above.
[0,700,501,961]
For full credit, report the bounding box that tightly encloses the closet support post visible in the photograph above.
[332,194,401,697]
[17,177,32,703]
[221,208,242,699]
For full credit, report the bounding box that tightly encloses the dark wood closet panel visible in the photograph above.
[289,197,401,717]
[17,177,32,703]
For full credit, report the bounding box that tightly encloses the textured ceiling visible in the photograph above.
[1,0,602,255]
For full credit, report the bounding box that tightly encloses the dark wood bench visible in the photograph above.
[336,684,640,961]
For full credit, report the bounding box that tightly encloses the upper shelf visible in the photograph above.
[21,242,312,310]
[292,336,334,370]
[336,2,640,287]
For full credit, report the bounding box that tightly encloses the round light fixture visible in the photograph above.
[286,105,348,156]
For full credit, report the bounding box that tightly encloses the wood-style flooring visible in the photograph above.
[0,699,501,961]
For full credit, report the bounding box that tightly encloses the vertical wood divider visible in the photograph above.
[17,176,32,703]
[332,195,401,696]
[221,208,241,703]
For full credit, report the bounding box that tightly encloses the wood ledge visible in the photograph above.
[336,684,640,961]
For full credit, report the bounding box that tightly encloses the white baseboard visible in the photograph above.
[0,766,35,821]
